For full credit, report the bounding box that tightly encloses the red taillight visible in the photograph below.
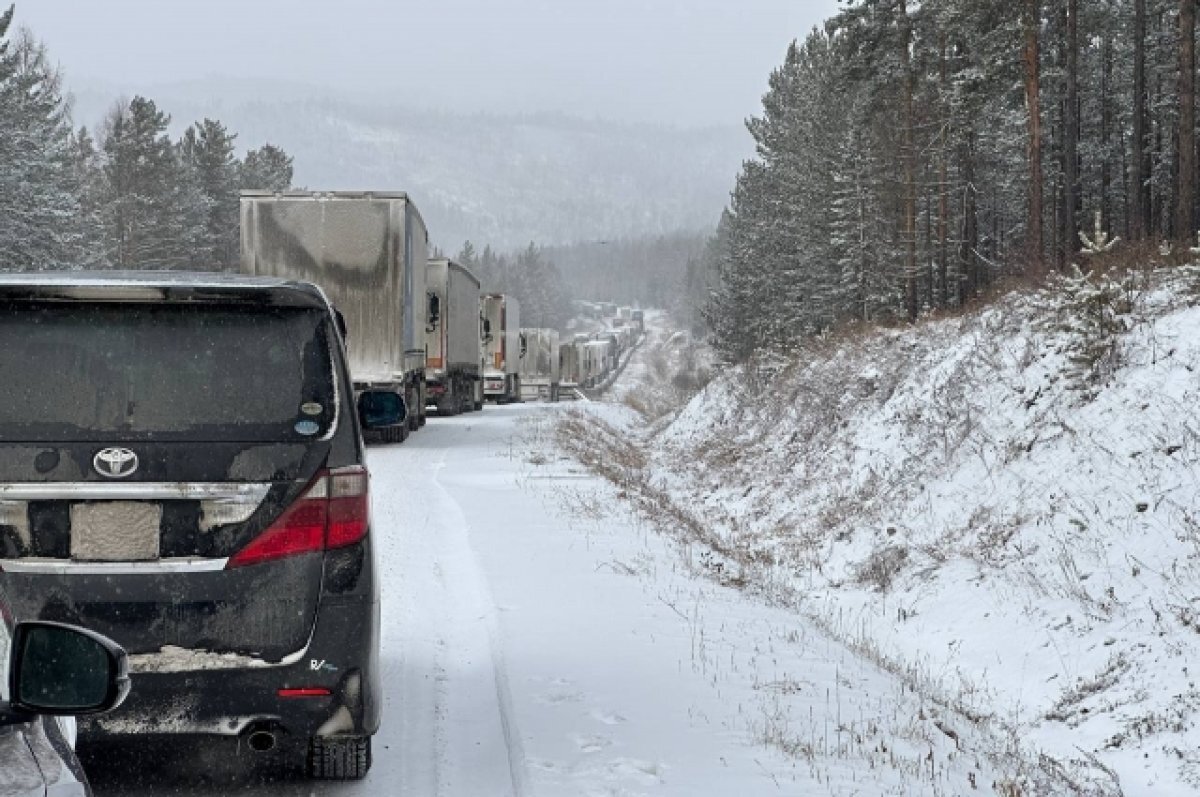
[227,466,369,568]
[278,687,332,698]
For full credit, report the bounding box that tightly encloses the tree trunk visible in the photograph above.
[1176,0,1197,245]
[1101,24,1113,239]
[938,33,950,308]
[1064,0,1080,264]
[898,0,919,321]
[1022,0,1044,274]
[958,132,978,303]
[1132,0,1149,240]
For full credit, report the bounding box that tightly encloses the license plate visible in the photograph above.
[70,502,162,561]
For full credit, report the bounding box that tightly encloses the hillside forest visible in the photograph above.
[701,0,1200,361]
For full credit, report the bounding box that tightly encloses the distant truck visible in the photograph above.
[519,328,561,401]
[481,293,523,403]
[582,339,612,388]
[559,342,582,394]
[425,258,483,415]
[596,331,622,372]
[240,190,428,442]
[631,308,645,333]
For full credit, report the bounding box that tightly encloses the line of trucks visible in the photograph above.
[239,190,642,442]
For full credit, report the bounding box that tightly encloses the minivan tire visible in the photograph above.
[307,735,371,780]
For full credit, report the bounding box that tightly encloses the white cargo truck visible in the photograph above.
[518,328,561,402]
[559,342,583,397]
[582,339,612,388]
[481,293,522,403]
[425,258,483,415]
[240,190,428,442]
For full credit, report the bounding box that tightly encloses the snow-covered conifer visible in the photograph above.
[0,18,85,270]
[180,118,239,268]
[241,143,293,193]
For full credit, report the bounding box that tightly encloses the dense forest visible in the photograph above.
[0,6,292,272]
[703,0,1200,361]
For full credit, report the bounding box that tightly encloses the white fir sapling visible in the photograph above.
[1078,210,1119,255]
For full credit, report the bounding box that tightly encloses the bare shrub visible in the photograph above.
[621,393,651,418]
[853,544,910,592]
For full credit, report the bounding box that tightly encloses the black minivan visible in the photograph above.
[0,272,393,779]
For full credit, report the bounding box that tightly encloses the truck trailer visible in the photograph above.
[518,328,561,402]
[426,258,483,415]
[481,293,522,403]
[581,339,612,388]
[240,190,428,442]
[559,342,582,393]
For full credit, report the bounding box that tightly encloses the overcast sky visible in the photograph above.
[13,0,841,127]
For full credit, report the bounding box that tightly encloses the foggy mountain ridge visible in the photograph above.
[70,80,745,250]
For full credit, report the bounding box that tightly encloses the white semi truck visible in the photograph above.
[581,339,612,388]
[518,328,561,402]
[559,342,582,395]
[481,293,522,403]
[240,190,428,442]
[425,258,483,415]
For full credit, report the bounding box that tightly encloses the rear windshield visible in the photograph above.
[0,302,336,442]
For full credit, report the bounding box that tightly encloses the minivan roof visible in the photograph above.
[0,270,330,309]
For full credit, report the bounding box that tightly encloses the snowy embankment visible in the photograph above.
[564,274,1200,795]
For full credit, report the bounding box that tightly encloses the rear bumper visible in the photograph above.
[79,594,381,742]
[483,373,508,395]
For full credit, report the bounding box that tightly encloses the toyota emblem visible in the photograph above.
[94,447,139,479]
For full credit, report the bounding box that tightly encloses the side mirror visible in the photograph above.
[427,293,441,331]
[10,621,129,716]
[358,390,407,430]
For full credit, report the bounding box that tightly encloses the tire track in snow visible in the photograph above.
[384,429,530,797]
[429,453,532,797]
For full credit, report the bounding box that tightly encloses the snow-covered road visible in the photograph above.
[86,397,996,796]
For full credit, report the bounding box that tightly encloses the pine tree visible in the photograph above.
[456,240,478,273]
[69,126,109,267]
[0,16,85,270]
[100,96,194,269]
[241,143,294,192]
[180,118,239,268]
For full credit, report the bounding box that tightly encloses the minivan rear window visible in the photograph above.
[0,302,336,442]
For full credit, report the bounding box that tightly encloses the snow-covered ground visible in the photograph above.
[570,269,1200,796]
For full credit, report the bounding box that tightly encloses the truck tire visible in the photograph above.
[307,736,371,780]
[437,392,460,417]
